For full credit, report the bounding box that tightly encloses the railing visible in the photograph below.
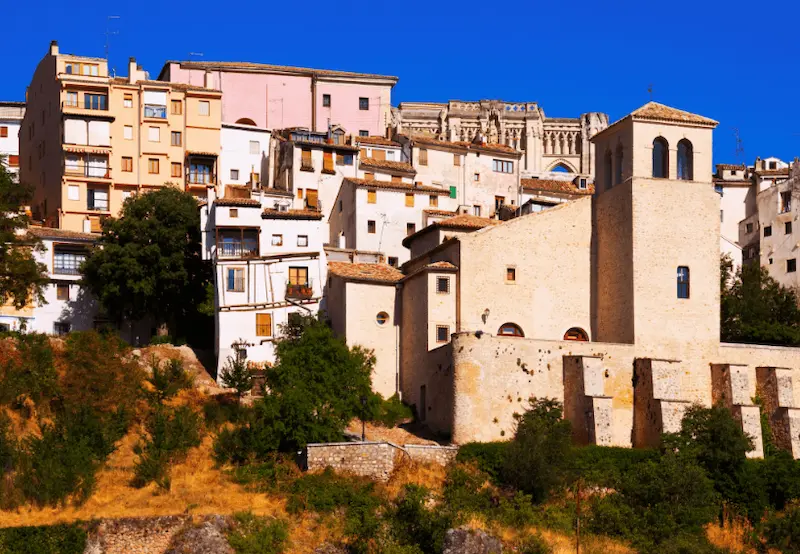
[61,100,108,112]
[87,203,108,212]
[187,174,216,186]
[53,265,81,276]
[286,282,314,300]
[217,242,258,258]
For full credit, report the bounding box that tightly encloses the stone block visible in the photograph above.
[633,358,688,447]
[737,405,764,459]
[563,355,613,446]
[757,367,800,458]
[711,364,763,458]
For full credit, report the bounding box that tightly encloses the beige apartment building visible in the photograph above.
[21,41,221,232]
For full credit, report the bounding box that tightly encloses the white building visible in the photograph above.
[0,226,98,334]
[0,102,24,177]
[220,123,271,197]
[201,189,328,375]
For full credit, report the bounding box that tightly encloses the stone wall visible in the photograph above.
[303,441,457,481]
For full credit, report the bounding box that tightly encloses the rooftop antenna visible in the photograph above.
[647,83,654,101]
[104,16,120,73]
[732,128,744,162]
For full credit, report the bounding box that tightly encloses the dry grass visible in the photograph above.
[381,457,448,499]
[706,517,758,554]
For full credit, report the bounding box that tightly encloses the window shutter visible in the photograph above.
[323,151,333,172]
[90,217,101,233]
[373,149,386,161]
[306,189,318,209]
[367,190,376,204]
[449,186,457,199]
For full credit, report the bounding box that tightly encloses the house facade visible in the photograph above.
[220,122,271,197]
[21,42,221,232]
[0,101,24,177]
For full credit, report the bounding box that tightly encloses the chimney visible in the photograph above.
[49,40,59,56]
[128,57,137,84]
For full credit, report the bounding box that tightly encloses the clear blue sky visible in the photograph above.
[3,0,799,166]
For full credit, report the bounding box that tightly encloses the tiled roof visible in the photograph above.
[110,77,220,93]
[424,209,457,218]
[359,159,416,174]
[356,136,401,147]
[327,261,404,284]
[410,136,520,156]
[716,163,746,171]
[713,178,751,186]
[293,140,360,152]
[631,102,718,126]
[215,197,261,207]
[27,226,96,242]
[521,178,594,196]
[436,214,501,230]
[262,188,295,198]
[169,61,398,82]
[261,208,323,220]
[344,178,450,195]
[426,261,457,270]
[755,169,789,176]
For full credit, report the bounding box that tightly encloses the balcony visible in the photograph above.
[286,282,314,300]
[218,241,259,258]
[66,165,111,180]
[53,265,82,276]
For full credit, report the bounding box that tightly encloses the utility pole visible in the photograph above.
[732,128,744,163]
[575,478,583,554]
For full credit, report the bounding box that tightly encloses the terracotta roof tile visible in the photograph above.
[173,61,398,82]
[426,261,457,270]
[423,209,457,217]
[410,136,521,156]
[27,226,96,242]
[215,197,261,207]
[716,163,746,171]
[437,214,501,230]
[755,169,789,176]
[294,140,360,152]
[328,261,404,284]
[359,159,416,174]
[344,178,449,195]
[631,102,718,125]
[356,136,401,147]
[110,77,220,93]
[713,178,751,186]
[261,208,323,220]
[521,178,594,196]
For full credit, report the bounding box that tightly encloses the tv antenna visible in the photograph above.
[188,52,204,60]
[732,128,744,162]
[105,16,120,60]
[647,83,654,101]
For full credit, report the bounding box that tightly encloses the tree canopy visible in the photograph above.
[80,187,211,339]
[721,254,800,346]
[0,159,48,310]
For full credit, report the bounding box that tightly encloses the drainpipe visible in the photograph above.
[311,73,317,132]
[394,281,403,399]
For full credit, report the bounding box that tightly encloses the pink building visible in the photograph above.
[158,61,397,137]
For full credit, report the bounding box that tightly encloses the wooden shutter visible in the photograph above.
[323,151,333,172]
[373,149,386,161]
[405,193,414,207]
[454,153,460,166]
[364,172,374,181]
[306,189,318,209]
[367,190,376,204]
[429,195,438,207]
[391,175,401,183]
[90,217,101,233]
[419,148,428,166]
[301,148,312,168]
[256,313,272,337]
[360,148,368,159]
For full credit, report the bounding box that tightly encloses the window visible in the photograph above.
[454,153,461,166]
[364,172,374,181]
[123,125,133,140]
[604,150,613,189]
[498,323,524,337]
[436,325,449,343]
[297,235,308,247]
[305,189,318,209]
[429,195,438,207]
[256,313,272,337]
[419,148,428,166]
[7,155,18,167]
[144,104,167,119]
[367,190,377,204]
[297,189,304,199]
[189,160,213,184]
[386,150,395,161]
[322,94,331,107]
[473,173,480,182]
[367,220,376,234]
[68,184,79,201]
[84,94,107,110]
[230,169,240,180]
[288,266,309,286]
[781,191,792,213]
[405,193,414,207]
[66,92,78,107]
[171,162,181,177]
[436,277,450,294]
[116,155,132,173]
[652,137,669,178]
[376,312,389,326]
[56,284,70,301]
[337,153,353,166]
[677,266,690,299]
[406,222,416,236]
[227,268,244,292]
[271,234,283,246]
[53,322,71,336]
[249,141,260,155]
[148,126,160,142]
[788,259,797,273]
[764,225,772,237]
[495,196,505,212]
[615,145,623,185]
[473,205,481,217]
[66,62,99,76]
[323,151,334,172]
[492,159,513,173]
[171,100,182,115]
[88,188,108,211]
[229,208,238,218]
[359,97,369,110]
[770,161,777,170]
[746,222,754,234]
[506,267,516,282]
[388,257,398,268]
[198,101,210,116]
[301,148,312,170]
[171,131,182,146]
[359,130,369,137]
[786,222,793,235]
[731,170,737,176]
[564,327,589,341]
[677,139,693,180]
[715,184,724,195]
[54,247,86,275]
[148,158,159,174]
[579,178,587,190]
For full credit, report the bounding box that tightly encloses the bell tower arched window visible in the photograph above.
[652,137,669,178]
[615,145,623,186]
[677,140,693,180]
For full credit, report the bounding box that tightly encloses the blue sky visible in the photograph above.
[3,0,799,165]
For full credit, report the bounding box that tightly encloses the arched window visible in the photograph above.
[677,266,690,298]
[563,327,589,341]
[235,118,257,126]
[498,323,524,337]
[376,312,390,326]
[551,163,571,173]
[604,150,613,190]
[652,137,669,178]
[677,140,693,180]
[615,145,623,186]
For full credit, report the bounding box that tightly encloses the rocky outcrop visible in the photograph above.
[442,528,502,554]
[164,515,233,554]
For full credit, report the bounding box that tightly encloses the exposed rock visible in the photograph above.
[313,544,349,554]
[84,516,189,554]
[165,515,234,554]
[442,528,502,554]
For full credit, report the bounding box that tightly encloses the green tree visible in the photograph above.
[503,398,573,503]
[219,352,254,405]
[721,254,800,346]
[80,187,211,339]
[0,158,48,309]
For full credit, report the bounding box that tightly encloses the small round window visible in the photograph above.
[376,312,390,326]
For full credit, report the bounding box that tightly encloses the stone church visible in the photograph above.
[391,100,608,180]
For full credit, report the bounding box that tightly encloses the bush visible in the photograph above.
[0,414,16,474]
[0,333,58,406]
[442,463,494,515]
[148,335,174,345]
[147,356,192,403]
[226,512,288,554]
[219,354,254,404]
[286,468,378,514]
[0,523,87,554]
[369,394,413,427]
[571,445,659,488]
[132,405,202,489]
[203,395,247,428]
[456,442,508,483]
[762,502,800,553]
[212,399,282,465]
[228,457,297,493]
[503,398,573,503]
[517,533,553,554]
[388,484,456,554]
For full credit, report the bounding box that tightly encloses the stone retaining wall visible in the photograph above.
[303,441,458,481]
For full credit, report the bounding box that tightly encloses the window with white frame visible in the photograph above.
[492,159,513,173]
[148,126,160,142]
[198,101,210,116]
[123,125,133,140]
[297,235,308,247]
[249,141,260,154]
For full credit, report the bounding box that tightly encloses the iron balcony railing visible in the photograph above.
[217,242,259,258]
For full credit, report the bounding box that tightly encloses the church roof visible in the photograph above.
[521,178,594,196]
[327,261,404,284]
[630,102,718,126]
[402,213,500,247]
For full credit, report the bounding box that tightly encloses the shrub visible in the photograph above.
[219,354,254,404]
[388,484,456,554]
[456,442,508,483]
[0,333,58,406]
[0,523,87,554]
[517,533,553,554]
[442,463,494,515]
[571,445,659,488]
[132,405,202,489]
[147,356,192,403]
[369,394,413,427]
[203,394,247,428]
[212,399,282,465]
[503,398,573,503]
[286,468,378,514]
[228,457,296,493]
[226,512,288,554]
[148,335,174,345]
[0,414,16,474]
[762,502,800,553]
